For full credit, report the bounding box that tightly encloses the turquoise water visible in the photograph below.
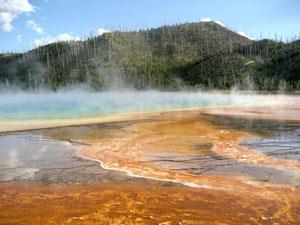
[0,91,268,121]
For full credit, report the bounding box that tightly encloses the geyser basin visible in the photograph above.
[0,91,273,121]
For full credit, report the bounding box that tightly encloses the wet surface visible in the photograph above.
[1,114,299,186]
[0,133,139,184]
[0,109,300,224]
[203,114,300,162]
[243,126,300,161]
[73,112,300,186]
[36,119,154,142]
[143,152,299,185]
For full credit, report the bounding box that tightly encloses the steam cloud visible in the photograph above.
[0,90,293,121]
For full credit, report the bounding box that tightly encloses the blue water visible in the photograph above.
[0,91,267,121]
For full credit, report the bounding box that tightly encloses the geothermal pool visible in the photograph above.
[0,91,272,121]
[0,92,300,224]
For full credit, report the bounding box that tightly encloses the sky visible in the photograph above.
[0,0,300,52]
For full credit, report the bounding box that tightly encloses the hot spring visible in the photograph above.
[0,90,275,121]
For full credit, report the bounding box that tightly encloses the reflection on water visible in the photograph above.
[243,127,300,161]
[203,114,300,162]
[0,134,138,184]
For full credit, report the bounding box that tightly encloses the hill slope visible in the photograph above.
[0,21,299,91]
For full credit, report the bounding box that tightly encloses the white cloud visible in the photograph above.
[200,17,254,40]
[0,12,14,31]
[200,17,226,27]
[88,28,110,37]
[97,28,110,36]
[200,18,254,39]
[31,33,82,48]
[26,20,43,33]
[0,0,35,32]
[200,17,212,22]
[214,20,225,27]
[17,34,22,42]
[237,31,254,40]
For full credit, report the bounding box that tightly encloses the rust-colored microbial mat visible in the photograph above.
[1,181,299,225]
[0,108,300,225]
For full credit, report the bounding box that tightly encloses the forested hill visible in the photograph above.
[0,21,299,91]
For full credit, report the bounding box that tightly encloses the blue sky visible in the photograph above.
[0,0,300,52]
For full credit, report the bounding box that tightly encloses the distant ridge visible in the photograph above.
[0,21,299,91]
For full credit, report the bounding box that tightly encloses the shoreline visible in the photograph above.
[0,106,216,133]
[1,92,300,133]
[2,103,300,134]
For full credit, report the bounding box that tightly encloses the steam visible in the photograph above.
[0,90,294,121]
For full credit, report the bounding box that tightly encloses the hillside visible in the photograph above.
[0,21,299,91]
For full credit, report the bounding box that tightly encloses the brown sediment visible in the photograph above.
[203,104,300,169]
[71,110,300,223]
[212,141,300,170]
[0,181,299,225]
[78,110,300,189]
